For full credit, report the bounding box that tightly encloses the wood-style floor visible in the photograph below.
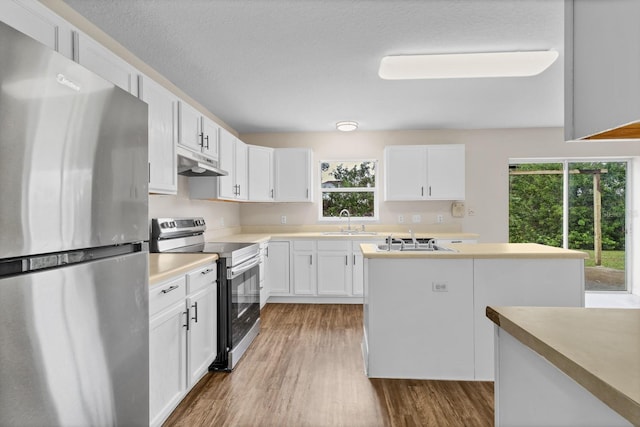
[164,304,494,427]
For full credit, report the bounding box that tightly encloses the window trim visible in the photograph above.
[318,159,379,222]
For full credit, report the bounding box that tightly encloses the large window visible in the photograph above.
[320,160,377,220]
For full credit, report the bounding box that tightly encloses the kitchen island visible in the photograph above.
[360,243,587,380]
[487,306,639,426]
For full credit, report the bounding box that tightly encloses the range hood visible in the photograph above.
[177,145,228,177]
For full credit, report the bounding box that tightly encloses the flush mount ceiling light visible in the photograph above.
[336,121,358,132]
[378,50,559,80]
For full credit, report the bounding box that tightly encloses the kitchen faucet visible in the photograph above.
[339,209,352,232]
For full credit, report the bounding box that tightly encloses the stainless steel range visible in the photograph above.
[151,218,260,371]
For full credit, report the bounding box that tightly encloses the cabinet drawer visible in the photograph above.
[292,240,315,251]
[317,240,350,251]
[187,263,217,294]
[150,276,186,316]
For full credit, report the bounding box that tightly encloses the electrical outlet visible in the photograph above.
[398,214,405,224]
[412,214,421,223]
[432,282,448,292]
[436,214,444,224]
[280,215,287,224]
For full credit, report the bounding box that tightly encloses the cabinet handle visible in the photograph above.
[265,247,269,257]
[238,184,241,196]
[148,162,151,183]
[353,254,356,264]
[309,255,313,265]
[421,186,424,196]
[306,189,309,198]
[201,268,214,275]
[161,284,179,294]
[429,186,432,196]
[204,134,210,149]
[270,189,274,198]
[198,132,204,147]
[191,302,199,323]
[183,308,190,331]
[345,255,348,266]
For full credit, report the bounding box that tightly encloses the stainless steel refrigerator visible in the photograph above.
[0,21,149,426]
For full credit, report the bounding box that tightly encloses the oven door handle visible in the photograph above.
[228,256,260,280]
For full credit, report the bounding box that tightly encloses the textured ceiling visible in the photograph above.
[63,0,565,134]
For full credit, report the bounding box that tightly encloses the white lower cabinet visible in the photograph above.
[292,241,316,295]
[351,241,365,296]
[268,239,376,300]
[149,262,217,427]
[186,285,216,387]
[317,241,351,296]
[266,241,291,295]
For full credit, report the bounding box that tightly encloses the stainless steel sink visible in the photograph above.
[376,243,457,252]
[321,231,379,236]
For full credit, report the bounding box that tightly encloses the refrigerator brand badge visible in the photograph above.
[56,74,80,91]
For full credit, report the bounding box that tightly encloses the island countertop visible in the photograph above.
[486,306,640,426]
[149,253,219,286]
[360,242,588,259]
[207,231,478,243]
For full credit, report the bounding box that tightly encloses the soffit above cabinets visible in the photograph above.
[63,0,564,133]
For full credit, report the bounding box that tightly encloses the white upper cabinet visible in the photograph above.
[75,31,139,95]
[565,0,640,140]
[200,116,220,160]
[178,102,220,161]
[0,0,73,58]
[217,128,248,200]
[426,145,465,200]
[140,75,178,195]
[274,148,313,202]
[248,145,274,202]
[384,146,426,201]
[384,144,465,201]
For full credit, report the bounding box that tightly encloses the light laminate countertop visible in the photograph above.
[208,231,478,243]
[486,306,640,426]
[360,242,588,259]
[149,253,218,286]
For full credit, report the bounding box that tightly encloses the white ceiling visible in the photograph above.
[63,0,565,134]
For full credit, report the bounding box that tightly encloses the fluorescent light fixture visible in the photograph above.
[336,121,358,132]
[378,50,559,80]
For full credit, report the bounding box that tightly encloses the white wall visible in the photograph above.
[149,176,241,240]
[241,127,640,244]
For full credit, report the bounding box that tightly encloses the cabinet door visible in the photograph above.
[140,75,177,195]
[274,148,312,202]
[149,302,187,427]
[75,32,138,95]
[201,117,220,161]
[426,145,465,200]
[217,128,237,199]
[178,101,203,153]
[187,285,216,388]
[317,251,351,295]
[0,0,73,58]
[248,145,274,202]
[266,241,291,295]
[384,146,427,201]
[235,140,248,200]
[351,241,366,296]
[292,251,316,295]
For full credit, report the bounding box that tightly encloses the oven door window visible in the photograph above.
[230,265,260,346]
